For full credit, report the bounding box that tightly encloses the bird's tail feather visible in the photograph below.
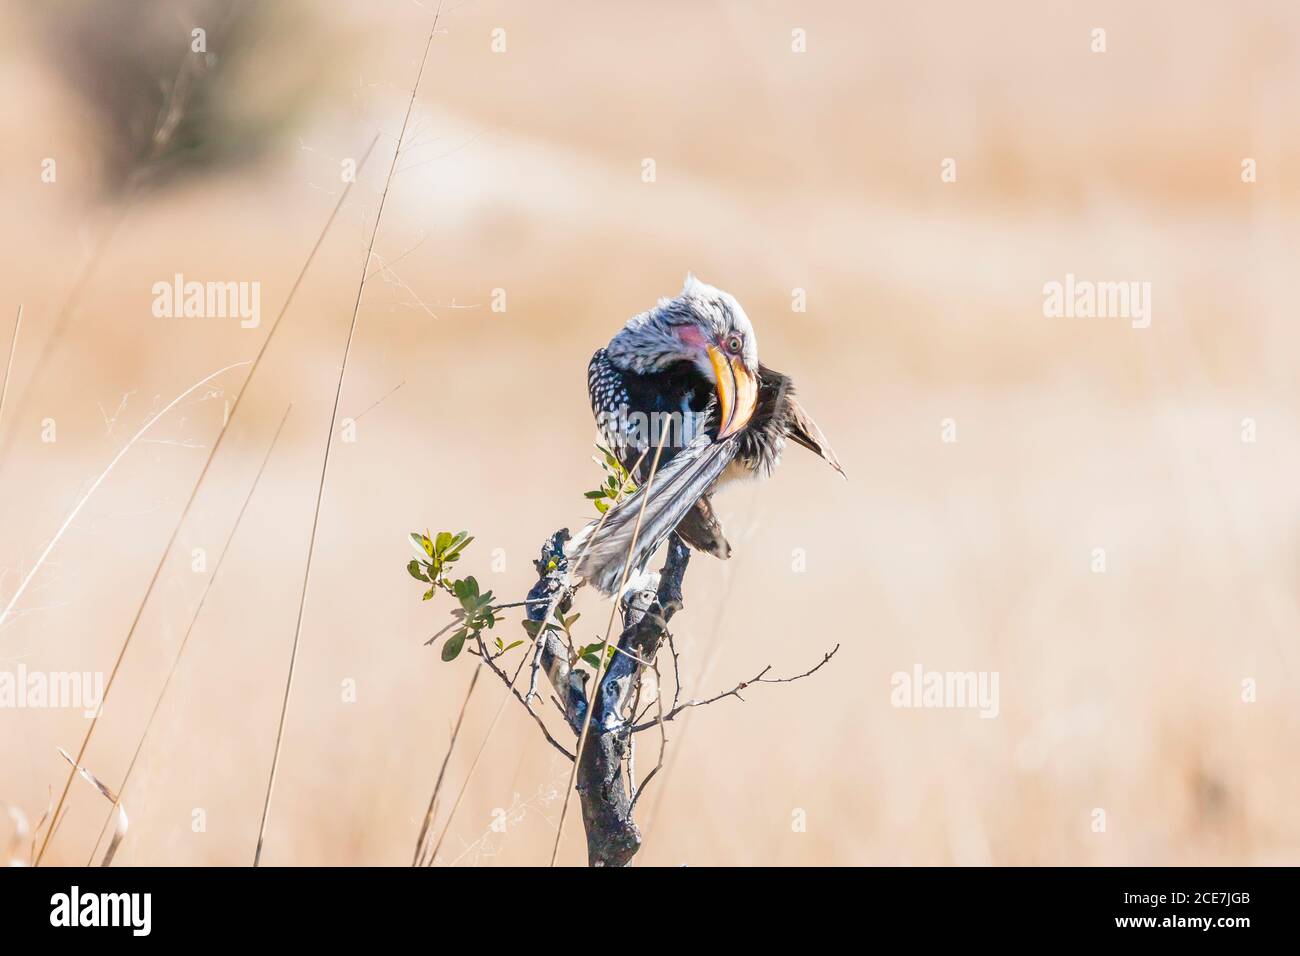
[572,433,738,595]
[785,394,846,479]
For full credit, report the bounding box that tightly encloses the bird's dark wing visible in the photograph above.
[673,495,731,559]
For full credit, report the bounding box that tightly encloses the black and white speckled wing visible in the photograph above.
[587,347,645,469]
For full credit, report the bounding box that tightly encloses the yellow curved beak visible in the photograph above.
[707,345,758,439]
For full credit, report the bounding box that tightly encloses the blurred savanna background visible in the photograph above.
[1,0,1298,866]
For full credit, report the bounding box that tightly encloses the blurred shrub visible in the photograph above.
[32,0,332,195]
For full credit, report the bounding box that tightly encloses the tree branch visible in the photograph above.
[431,527,837,867]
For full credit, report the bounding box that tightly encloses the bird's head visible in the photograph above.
[607,274,760,439]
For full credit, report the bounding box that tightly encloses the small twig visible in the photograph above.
[625,675,644,795]
[666,632,683,712]
[524,638,547,704]
[628,661,667,814]
[472,633,575,761]
[422,615,465,646]
[468,640,523,665]
[630,645,841,733]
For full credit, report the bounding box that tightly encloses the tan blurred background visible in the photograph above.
[1,0,1298,866]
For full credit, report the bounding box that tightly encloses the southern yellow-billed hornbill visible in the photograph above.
[573,275,844,594]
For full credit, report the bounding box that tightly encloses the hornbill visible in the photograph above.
[572,275,844,595]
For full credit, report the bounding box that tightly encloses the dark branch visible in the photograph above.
[575,533,691,866]
[522,529,586,728]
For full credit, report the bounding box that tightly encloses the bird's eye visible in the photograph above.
[726,334,743,354]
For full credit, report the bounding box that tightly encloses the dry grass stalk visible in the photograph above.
[25,359,249,864]
[3,359,250,636]
[413,663,481,866]
[56,748,128,867]
[252,1,446,866]
[30,129,380,866]
[84,405,293,865]
[0,305,21,430]
[0,211,130,468]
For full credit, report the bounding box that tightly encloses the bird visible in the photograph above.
[572,275,844,595]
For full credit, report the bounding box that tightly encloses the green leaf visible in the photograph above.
[444,535,474,561]
[521,618,556,639]
[441,629,466,662]
[422,587,435,601]
[452,577,481,607]
[594,500,609,514]
[504,640,524,651]
[583,490,606,499]
[434,531,453,556]
[407,559,429,582]
[410,532,434,559]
